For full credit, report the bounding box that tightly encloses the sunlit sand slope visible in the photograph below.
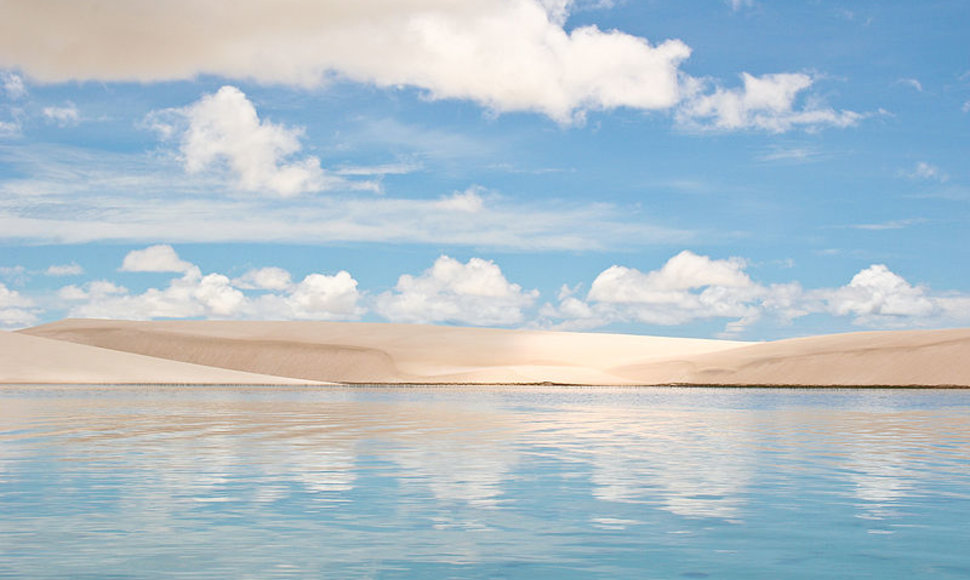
[611,328,970,386]
[0,330,319,385]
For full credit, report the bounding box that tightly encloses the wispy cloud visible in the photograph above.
[757,145,824,163]
[0,144,691,250]
[900,161,948,182]
[42,102,80,127]
[845,218,927,231]
[677,72,863,133]
[895,78,923,92]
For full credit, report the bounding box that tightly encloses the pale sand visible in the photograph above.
[0,330,318,385]
[18,319,747,385]
[609,328,970,387]
[10,319,970,386]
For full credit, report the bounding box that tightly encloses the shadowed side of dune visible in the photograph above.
[19,326,404,383]
[610,329,970,386]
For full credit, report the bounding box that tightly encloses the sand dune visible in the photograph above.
[10,319,970,386]
[0,330,318,385]
[18,319,746,385]
[610,328,970,386]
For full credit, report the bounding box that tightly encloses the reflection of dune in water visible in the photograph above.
[526,399,758,519]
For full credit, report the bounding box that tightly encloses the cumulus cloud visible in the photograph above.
[254,271,363,320]
[817,265,936,325]
[577,251,765,328]
[150,86,353,196]
[543,252,970,334]
[678,73,862,132]
[45,262,84,276]
[120,244,194,273]
[0,281,36,328]
[376,255,538,326]
[42,102,79,126]
[63,245,363,321]
[0,0,690,123]
[233,267,293,291]
[66,268,245,319]
[434,187,486,213]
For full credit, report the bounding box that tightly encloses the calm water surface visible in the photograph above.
[1,386,969,578]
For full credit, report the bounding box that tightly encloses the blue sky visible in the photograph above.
[1,0,968,339]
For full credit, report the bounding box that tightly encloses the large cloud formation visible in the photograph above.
[0,0,690,123]
[542,251,970,335]
[63,245,363,321]
[375,255,539,325]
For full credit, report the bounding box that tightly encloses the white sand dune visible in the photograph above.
[10,319,970,386]
[0,329,318,385]
[17,319,746,385]
[610,328,970,387]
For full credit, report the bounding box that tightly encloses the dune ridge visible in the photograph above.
[9,319,970,386]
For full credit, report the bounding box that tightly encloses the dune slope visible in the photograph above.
[15,319,970,386]
[612,328,970,386]
[0,330,319,385]
[19,319,748,384]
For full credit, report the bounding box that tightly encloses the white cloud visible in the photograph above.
[0,281,36,328]
[0,119,20,138]
[66,254,362,321]
[902,161,948,182]
[758,146,821,163]
[155,86,351,197]
[677,73,862,132]
[0,146,690,250]
[42,102,79,126]
[261,271,363,320]
[817,264,936,325]
[0,0,690,123]
[68,267,245,319]
[334,161,422,177]
[544,252,970,334]
[433,186,485,213]
[579,250,764,327]
[58,280,127,301]
[233,267,293,291]
[120,244,195,273]
[376,255,538,326]
[0,265,27,285]
[1,71,26,99]
[896,78,923,92]
[729,0,754,11]
[45,262,84,276]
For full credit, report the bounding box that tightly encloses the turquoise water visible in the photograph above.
[1,386,969,579]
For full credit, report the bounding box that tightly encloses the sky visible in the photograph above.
[0,0,968,340]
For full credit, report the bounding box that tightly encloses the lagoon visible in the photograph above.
[2,386,969,578]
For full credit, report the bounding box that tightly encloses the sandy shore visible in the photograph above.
[8,319,970,386]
